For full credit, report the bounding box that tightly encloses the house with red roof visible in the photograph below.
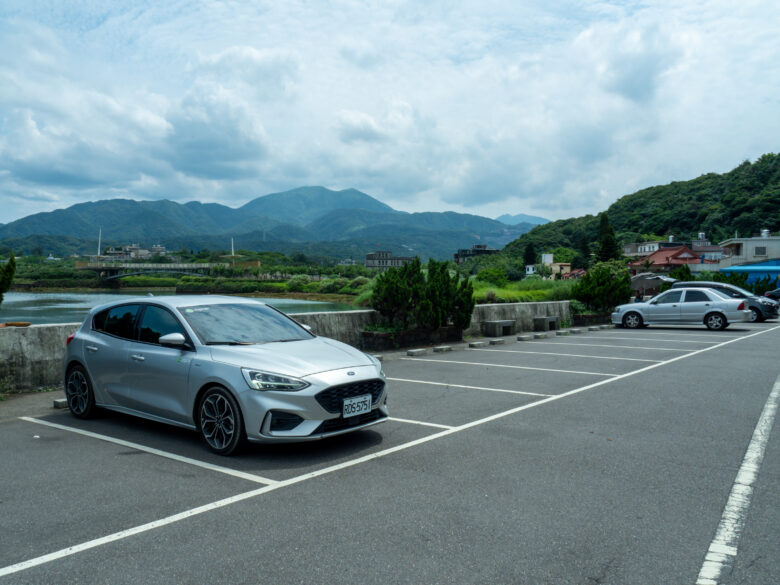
[626,245,718,275]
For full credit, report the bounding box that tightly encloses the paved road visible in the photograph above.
[1,322,778,584]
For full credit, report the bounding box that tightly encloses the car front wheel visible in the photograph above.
[65,365,97,419]
[749,307,762,322]
[622,312,643,329]
[705,313,728,331]
[198,387,245,455]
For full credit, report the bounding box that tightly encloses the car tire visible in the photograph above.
[65,364,97,419]
[749,307,763,322]
[198,387,245,455]
[622,312,643,329]
[704,312,727,331]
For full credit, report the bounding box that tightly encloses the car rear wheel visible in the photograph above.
[65,365,97,419]
[622,312,643,329]
[704,312,727,331]
[749,307,762,322]
[198,387,245,455]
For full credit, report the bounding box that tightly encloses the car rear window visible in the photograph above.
[94,304,141,340]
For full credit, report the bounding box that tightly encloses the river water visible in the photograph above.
[0,292,356,325]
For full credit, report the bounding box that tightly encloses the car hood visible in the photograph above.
[206,337,374,376]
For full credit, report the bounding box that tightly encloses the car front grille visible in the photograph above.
[312,409,386,434]
[315,379,385,413]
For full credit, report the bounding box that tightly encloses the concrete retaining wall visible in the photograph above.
[0,301,568,390]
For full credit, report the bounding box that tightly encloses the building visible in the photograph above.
[626,245,717,275]
[453,244,499,264]
[365,251,414,270]
[718,231,780,269]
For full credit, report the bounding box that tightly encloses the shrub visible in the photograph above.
[320,278,350,294]
[572,260,632,312]
[286,274,311,292]
[476,266,509,288]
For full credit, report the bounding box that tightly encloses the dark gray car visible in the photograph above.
[670,281,778,322]
[63,296,388,455]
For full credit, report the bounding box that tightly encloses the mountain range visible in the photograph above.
[0,187,546,260]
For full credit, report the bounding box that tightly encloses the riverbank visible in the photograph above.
[9,286,360,306]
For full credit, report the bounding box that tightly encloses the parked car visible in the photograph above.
[63,296,388,455]
[670,281,779,322]
[765,288,780,301]
[611,287,750,330]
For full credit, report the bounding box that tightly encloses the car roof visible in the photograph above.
[88,295,267,315]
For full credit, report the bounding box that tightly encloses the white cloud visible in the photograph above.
[0,0,779,226]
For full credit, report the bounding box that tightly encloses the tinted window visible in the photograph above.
[683,290,710,303]
[180,303,313,344]
[96,304,140,340]
[656,291,682,304]
[138,305,185,344]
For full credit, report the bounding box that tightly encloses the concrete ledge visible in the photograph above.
[433,346,452,353]
[406,348,428,356]
[469,341,489,348]
[488,338,505,345]
[570,328,583,334]
[516,334,533,341]
[555,330,570,336]
[533,333,548,339]
[588,326,601,331]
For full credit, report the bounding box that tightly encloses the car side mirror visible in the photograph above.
[159,332,187,347]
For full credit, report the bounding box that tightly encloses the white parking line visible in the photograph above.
[696,373,780,584]
[578,335,718,344]
[388,417,454,430]
[2,324,777,579]
[387,377,551,397]
[18,417,278,486]
[601,332,743,340]
[400,357,617,377]
[540,341,701,351]
[468,348,662,363]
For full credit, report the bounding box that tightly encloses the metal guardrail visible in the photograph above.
[76,262,229,270]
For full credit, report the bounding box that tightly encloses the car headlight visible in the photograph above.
[368,354,385,377]
[242,368,310,391]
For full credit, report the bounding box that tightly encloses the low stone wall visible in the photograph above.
[0,323,80,391]
[0,301,569,390]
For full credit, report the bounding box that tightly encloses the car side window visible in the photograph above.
[656,291,682,304]
[138,305,185,345]
[683,290,710,303]
[96,304,141,340]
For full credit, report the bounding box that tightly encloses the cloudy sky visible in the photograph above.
[1,0,778,225]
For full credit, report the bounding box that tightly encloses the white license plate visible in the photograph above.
[342,394,372,418]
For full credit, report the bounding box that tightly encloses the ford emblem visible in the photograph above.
[347,371,355,376]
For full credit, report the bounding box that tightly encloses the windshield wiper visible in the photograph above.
[267,338,303,343]
[205,341,256,345]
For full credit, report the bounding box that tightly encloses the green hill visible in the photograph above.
[504,153,780,257]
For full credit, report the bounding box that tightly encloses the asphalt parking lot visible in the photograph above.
[2,321,779,584]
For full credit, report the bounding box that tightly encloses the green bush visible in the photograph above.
[286,275,311,292]
[320,278,350,294]
[370,258,474,330]
[571,260,632,312]
[476,266,509,287]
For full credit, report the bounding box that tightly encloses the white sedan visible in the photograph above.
[611,287,751,330]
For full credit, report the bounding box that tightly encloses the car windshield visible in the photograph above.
[179,303,313,345]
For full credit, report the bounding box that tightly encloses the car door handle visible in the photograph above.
[86,345,98,352]
[131,354,145,362]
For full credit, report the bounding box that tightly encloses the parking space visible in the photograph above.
[2,320,779,583]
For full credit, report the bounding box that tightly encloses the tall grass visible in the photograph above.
[472,278,573,303]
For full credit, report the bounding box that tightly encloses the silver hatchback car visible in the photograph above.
[63,296,388,454]
[611,287,751,330]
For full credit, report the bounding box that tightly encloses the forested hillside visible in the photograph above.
[505,153,780,257]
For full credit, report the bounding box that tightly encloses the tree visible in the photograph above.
[668,264,692,281]
[595,213,621,262]
[523,242,537,266]
[0,252,16,307]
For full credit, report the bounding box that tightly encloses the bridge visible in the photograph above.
[76,262,230,281]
